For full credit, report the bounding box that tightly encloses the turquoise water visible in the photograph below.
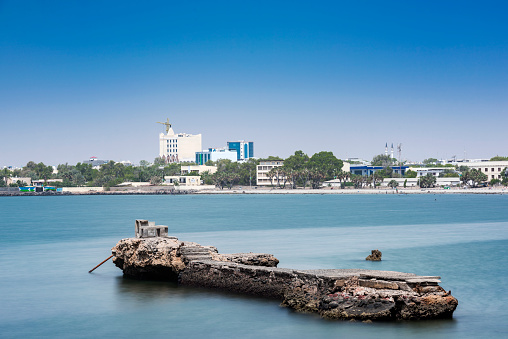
[1,194,507,338]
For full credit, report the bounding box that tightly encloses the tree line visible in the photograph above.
[2,153,507,189]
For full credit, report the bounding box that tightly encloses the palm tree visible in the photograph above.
[268,167,282,188]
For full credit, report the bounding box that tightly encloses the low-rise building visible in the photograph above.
[181,165,217,175]
[164,175,201,186]
[32,179,63,186]
[407,167,456,178]
[322,179,343,187]
[350,165,408,177]
[6,177,32,186]
[381,177,460,187]
[462,161,508,180]
[256,160,285,186]
[195,147,237,165]
[82,156,109,166]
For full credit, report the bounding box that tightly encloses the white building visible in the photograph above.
[164,175,201,186]
[195,147,238,165]
[181,165,217,175]
[462,161,508,181]
[159,123,202,163]
[256,160,285,186]
[408,167,454,178]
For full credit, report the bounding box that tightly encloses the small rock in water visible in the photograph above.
[366,249,382,261]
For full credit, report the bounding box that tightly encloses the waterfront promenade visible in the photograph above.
[1,185,507,196]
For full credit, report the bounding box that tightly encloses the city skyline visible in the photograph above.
[1,1,507,167]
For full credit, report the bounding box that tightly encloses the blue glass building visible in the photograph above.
[227,141,254,161]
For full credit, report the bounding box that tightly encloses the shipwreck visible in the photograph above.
[107,220,458,321]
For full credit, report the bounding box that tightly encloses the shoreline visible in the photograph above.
[1,186,507,196]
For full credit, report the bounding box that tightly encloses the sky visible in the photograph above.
[1,1,507,167]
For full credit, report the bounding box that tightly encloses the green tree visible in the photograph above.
[423,158,438,165]
[460,168,487,188]
[419,173,437,188]
[457,165,469,173]
[371,154,395,167]
[307,151,343,181]
[139,160,150,167]
[388,179,399,188]
[153,157,166,166]
[404,170,417,178]
[212,159,243,189]
[75,163,96,182]
[35,162,54,183]
[283,151,309,188]
[284,151,309,171]
[350,174,364,189]
[212,172,227,189]
[372,172,384,187]
[259,156,284,161]
[150,176,162,185]
[238,158,258,186]
[200,170,214,185]
[382,166,393,178]
[490,156,508,161]
[490,178,501,186]
[267,167,282,187]
[501,167,508,186]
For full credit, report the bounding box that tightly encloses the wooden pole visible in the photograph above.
[89,255,114,273]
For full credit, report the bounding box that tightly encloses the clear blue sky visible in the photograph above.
[1,1,506,167]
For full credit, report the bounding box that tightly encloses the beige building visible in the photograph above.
[6,177,31,186]
[342,162,351,173]
[257,160,350,186]
[256,160,285,186]
[159,125,202,163]
[463,161,508,180]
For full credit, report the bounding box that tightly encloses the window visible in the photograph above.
[491,168,494,172]
[485,168,488,171]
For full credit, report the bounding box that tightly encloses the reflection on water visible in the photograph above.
[115,275,282,306]
[115,276,180,300]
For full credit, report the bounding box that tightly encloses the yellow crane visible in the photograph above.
[156,118,172,134]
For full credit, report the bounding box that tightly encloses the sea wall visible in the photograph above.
[111,237,457,321]
[180,260,458,320]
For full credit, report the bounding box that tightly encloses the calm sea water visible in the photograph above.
[1,194,507,338]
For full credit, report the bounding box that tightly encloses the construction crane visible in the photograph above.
[156,118,172,134]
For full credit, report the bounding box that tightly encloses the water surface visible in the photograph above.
[1,194,507,338]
